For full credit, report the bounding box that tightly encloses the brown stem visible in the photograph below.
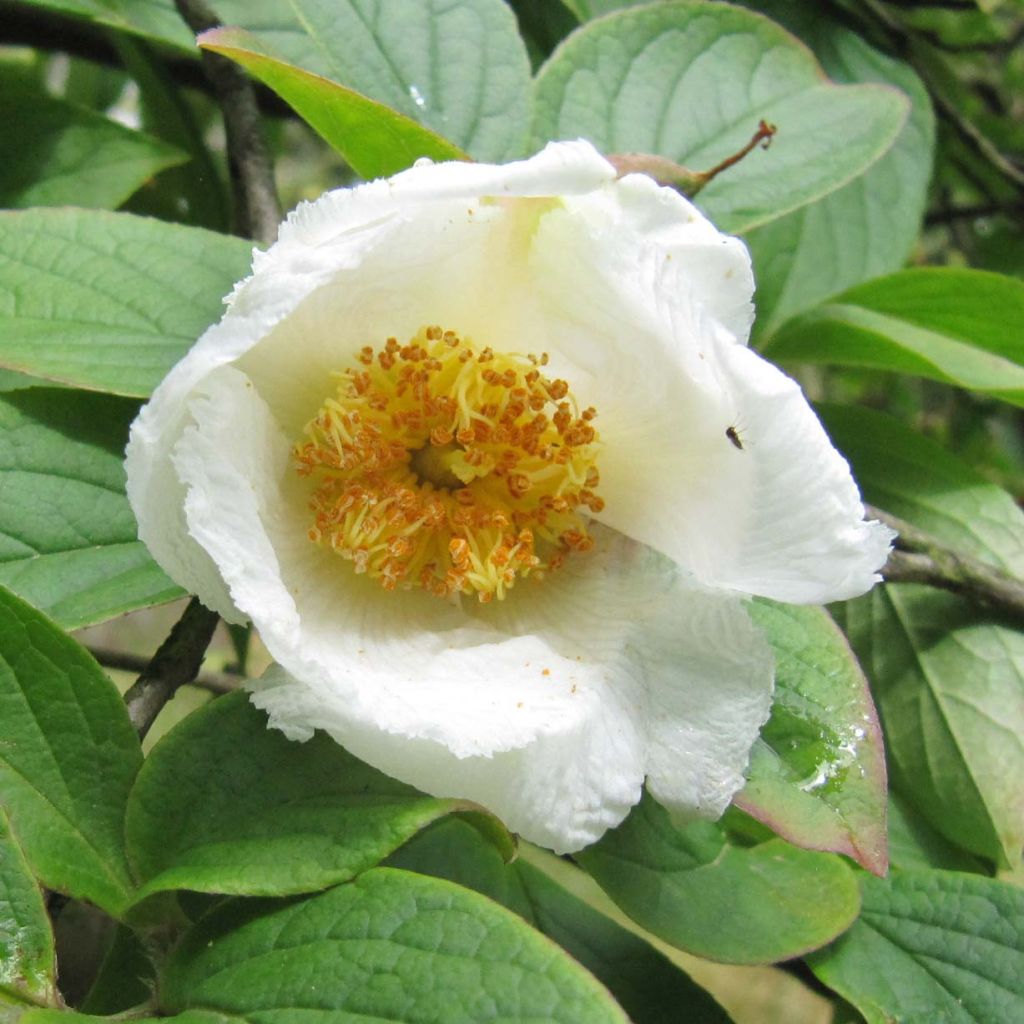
[122,599,221,739]
[869,505,1024,624]
[91,645,240,696]
[172,0,281,244]
[609,121,777,199]
[693,120,777,194]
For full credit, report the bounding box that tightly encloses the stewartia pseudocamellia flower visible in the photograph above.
[126,141,892,852]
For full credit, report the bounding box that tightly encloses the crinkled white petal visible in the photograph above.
[128,140,775,616]
[161,364,771,850]
[127,142,617,616]
[518,191,891,603]
[593,330,894,604]
[637,587,776,819]
[125,139,885,851]
[696,344,895,602]
[248,530,772,853]
[279,138,617,249]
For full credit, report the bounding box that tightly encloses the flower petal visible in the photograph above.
[538,250,893,602]
[638,586,776,819]
[127,141,622,607]
[693,343,895,602]
[166,363,772,849]
[596,332,893,604]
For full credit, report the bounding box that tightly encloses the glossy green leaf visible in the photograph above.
[532,1,909,232]
[764,269,1024,405]
[199,28,467,179]
[825,405,1024,868]
[742,6,935,340]
[390,818,733,1024]
[736,600,887,875]
[577,792,860,964]
[0,586,141,916]
[0,209,253,397]
[809,871,1024,1024]
[0,88,185,210]
[0,809,56,1006]
[125,692,503,903]
[159,868,629,1022]
[263,0,531,161]
[0,389,182,629]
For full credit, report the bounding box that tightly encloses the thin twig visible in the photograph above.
[695,120,777,191]
[91,645,240,696]
[122,599,222,738]
[869,505,1024,624]
[609,120,776,199]
[172,0,281,244]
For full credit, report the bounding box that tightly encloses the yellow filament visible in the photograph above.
[294,326,603,601]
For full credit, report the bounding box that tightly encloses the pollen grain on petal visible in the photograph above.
[293,326,602,602]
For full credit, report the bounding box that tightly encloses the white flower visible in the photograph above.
[126,141,892,854]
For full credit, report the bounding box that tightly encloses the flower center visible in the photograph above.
[293,325,603,602]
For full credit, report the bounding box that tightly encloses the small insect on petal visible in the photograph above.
[726,425,744,450]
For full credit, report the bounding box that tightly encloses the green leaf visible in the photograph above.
[0,87,186,210]
[510,0,580,70]
[389,818,734,1024]
[0,388,182,630]
[532,1,909,232]
[808,871,1024,1024]
[125,692,504,903]
[742,5,936,340]
[819,403,1024,577]
[514,858,732,1024]
[0,372,63,394]
[764,269,1024,406]
[3,1,193,52]
[257,0,531,161]
[159,867,629,1022]
[0,586,141,916]
[577,792,860,964]
[198,28,467,179]
[8,1014,225,1024]
[561,0,622,17]
[13,1,531,161]
[0,809,56,1005]
[0,208,253,397]
[78,926,153,1014]
[736,601,887,875]
[887,791,987,874]
[838,586,1024,869]
[824,405,1024,868]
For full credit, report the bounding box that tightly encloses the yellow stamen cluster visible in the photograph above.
[293,325,603,602]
